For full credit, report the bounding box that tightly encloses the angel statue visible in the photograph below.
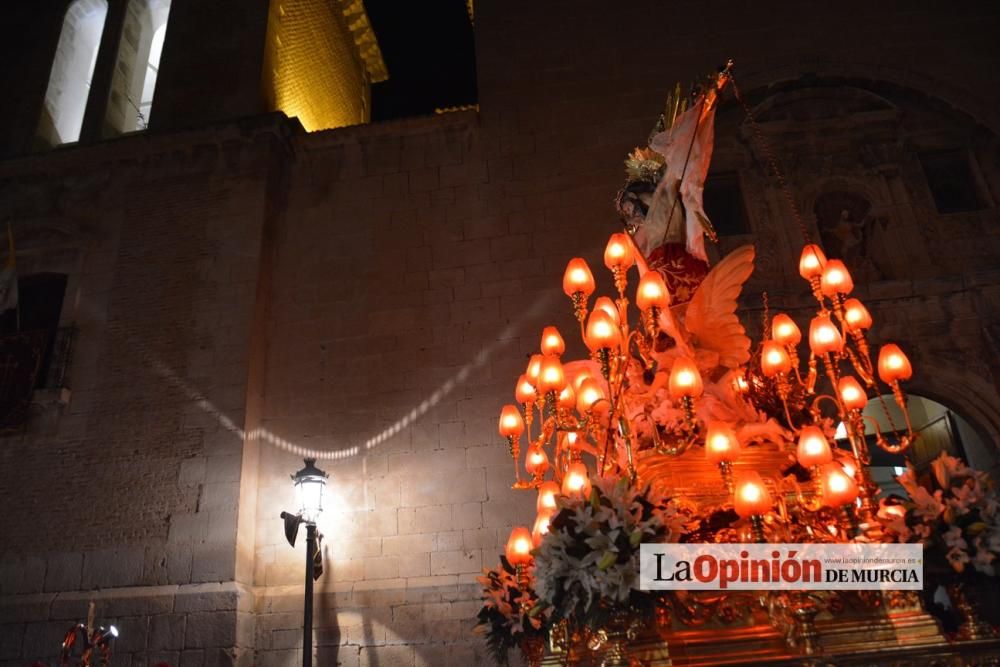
[547,243,789,503]
[639,245,786,456]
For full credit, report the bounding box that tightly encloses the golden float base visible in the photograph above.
[540,602,1000,666]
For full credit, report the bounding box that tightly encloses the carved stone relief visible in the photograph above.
[813,190,886,282]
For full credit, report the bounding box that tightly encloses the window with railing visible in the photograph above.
[0,273,73,431]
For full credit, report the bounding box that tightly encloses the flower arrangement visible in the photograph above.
[882,452,1000,577]
[474,557,548,665]
[532,476,680,629]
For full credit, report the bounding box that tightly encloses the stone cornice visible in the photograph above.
[337,0,389,83]
[0,113,302,179]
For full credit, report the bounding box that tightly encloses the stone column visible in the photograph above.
[79,0,127,142]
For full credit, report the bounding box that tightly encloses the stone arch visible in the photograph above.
[36,0,109,146]
[750,84,898,123]
[729,58,1000,136]
[899,356,1000,468]
[105,0,172,133]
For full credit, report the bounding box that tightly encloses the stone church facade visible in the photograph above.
[0,1,998,665]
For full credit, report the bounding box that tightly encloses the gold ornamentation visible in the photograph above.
[948,581,998,641]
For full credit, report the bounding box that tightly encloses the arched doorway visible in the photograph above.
[834,394,995,498]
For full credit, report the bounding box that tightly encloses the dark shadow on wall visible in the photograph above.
[271,576,489,665]
[360,609,380,667]
[316,541,343,666]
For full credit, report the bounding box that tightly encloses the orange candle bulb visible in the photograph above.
[561,461,592,499]
[576,377,605,413]
[820,259,854,296]
[557,383,576,410]
[532,511,553,547]
[572,369,593,391]
[524,445,550,477]
[668,356,703,399]
[798,244,828,280]
[603,233,636,270]
[838,376,867,411]
[809,314,844,356]
[878,344,912,383]
[537,354,567,394]
[733,472,772,518]
[842,298,872,331]
[636,271,670,311]
[560,430,580,452]
[498,405,524,438]
[705,422,740,464]
[761,340,792,377]
[820,463,859,507]
[515,374,536,405]
[540,326,566,357]
[796,425,833,467]
[505,526,534,566]
[562,258,596,298]
[536,481,560,513]
[771,313,802,346]
[593,296,620,325]
[526,354,543,386]
[584,309,621,352]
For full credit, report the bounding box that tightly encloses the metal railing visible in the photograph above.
[0,326,75,431]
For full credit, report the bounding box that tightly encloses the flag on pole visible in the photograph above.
[645,96,718,262]
[636,64,733,263]
[0,222,17,314]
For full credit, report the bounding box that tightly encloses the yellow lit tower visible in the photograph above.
[262,0,388,131]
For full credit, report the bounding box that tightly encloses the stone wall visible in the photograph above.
[251,111,541,666]
[0,116,292,666]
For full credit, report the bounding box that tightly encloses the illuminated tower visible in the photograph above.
[262,0,388,131]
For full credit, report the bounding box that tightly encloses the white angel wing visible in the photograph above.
[682,245,755,369]
[656,307,694,358]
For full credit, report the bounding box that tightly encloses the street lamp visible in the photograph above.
[280,458,328,667]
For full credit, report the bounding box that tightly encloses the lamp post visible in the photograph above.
[280,458,328,667]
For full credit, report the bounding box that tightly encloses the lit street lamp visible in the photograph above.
[280,458,328,667]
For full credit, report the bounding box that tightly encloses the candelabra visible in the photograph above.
[498,234,918,549]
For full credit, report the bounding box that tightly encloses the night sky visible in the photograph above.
[364,0,478,121]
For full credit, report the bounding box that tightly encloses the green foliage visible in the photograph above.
[474,555,549,666]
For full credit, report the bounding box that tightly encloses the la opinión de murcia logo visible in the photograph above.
[639,543,923,591]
